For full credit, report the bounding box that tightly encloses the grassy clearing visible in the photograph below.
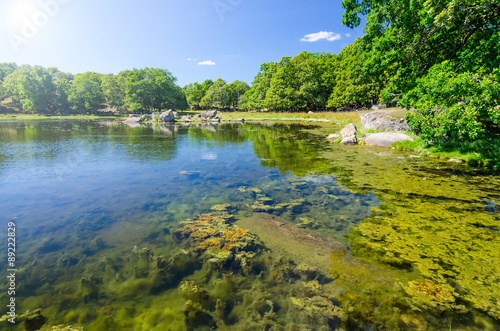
[218,110,366,128]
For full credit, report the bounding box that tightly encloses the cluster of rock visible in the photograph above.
[328,124,414,147]
[123,109,181,123]
[124,110,244,125]
[326,109,415,147]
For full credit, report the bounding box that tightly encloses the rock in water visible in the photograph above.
[341,123,357,137]
[124,116,141,123]
[340,123,358,145]
[201,110,218,121]
[159,110,176,122]
[363,132,414,147]
[341,136,358,145]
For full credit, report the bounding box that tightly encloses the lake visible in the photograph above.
[0,119,498,330]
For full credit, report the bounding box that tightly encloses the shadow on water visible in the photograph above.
[0,119,498,330]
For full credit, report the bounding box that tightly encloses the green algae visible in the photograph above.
[314,135,500,329]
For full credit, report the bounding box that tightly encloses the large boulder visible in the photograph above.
[124,116,141,123]
[363,132,414,147]
[159,110,176,122]
[360,109,410,131]
[341,136,358,145]
[201,110,218,121]
[340,123,357,145]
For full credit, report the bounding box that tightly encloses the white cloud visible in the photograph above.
[346,33,351,37]
[300,31,341,42]
[198,60,216,66]
[187,58,194,61]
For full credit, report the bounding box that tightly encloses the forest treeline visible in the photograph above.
[184,41,379,113]
[0,65,187,114]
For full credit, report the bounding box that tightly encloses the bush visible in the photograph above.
[401,62,500,143]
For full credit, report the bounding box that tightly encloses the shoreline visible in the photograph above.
[1,110,496,170]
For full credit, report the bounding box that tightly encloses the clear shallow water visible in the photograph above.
[0,120,498,330]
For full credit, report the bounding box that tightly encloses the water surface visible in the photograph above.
[0,120,498,330]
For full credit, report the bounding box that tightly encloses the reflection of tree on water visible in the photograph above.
[187,123,248,145]
[245,123,332,176]
[188,123,332,176]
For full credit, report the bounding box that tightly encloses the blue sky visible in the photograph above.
[0,0,364,87]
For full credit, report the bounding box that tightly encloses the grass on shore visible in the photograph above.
[217,110,365,128]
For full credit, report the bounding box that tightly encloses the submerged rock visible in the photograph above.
[363,132,414,147]
[0,309,48,331]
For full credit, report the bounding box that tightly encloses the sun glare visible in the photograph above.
[6,1,39,29]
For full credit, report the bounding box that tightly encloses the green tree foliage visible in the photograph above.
[341,0,500,95]
[402,62,500,143]
[228,80,250,109]
[3,65,56,113]
[244,62,280,109]
[101,73,126,110]
[124,68,187,112]
[183,79,214,109]
[0,63,18,98]
[68,72,105,113]
[200,78,231,109]
[263,52,332,111]
[53,71,72,112]
[0,63,17,81]
[342,0,500,142]
[327,40,381,108]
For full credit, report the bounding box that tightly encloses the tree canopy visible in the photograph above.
[0,64,187,114]
[183,79,214,109]
[68,72,105,113]
[340,0,500,143]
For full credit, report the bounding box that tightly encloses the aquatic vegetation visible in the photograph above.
[210,204,232,212]
[3,120,500,330]
[349,199,500,320]
[0,309,47,331]
[316,140,500,328]
[168,208,344,329]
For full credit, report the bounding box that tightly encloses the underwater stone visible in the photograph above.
[0,309,47,331]
[183,300,217,329]
[293,263,318,281]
